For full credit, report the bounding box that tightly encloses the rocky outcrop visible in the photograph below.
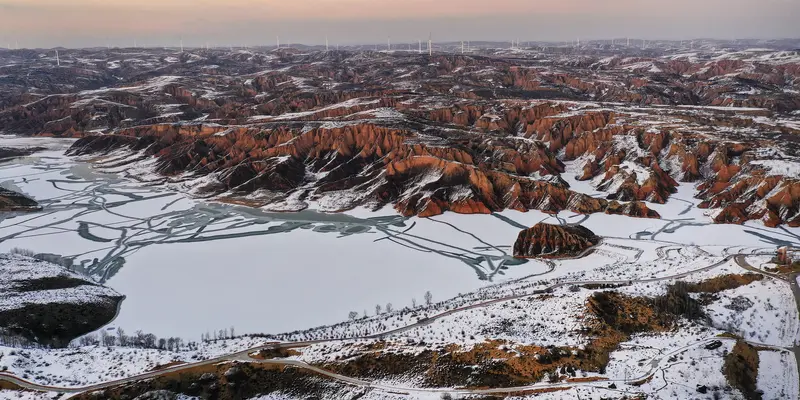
[513,223,599,259]
[0,187,41,212]
[0,146,44,161]
[0,253,124,347]
[699,169,800,227]
[593,160,678,204]
[605,201,660,219]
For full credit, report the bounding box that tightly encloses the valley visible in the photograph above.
[0,41,799,399]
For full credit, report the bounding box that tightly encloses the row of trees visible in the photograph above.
[200,326,236,342]
[77,328,199,352]
[0,331,40,349]
[348,291,434,321]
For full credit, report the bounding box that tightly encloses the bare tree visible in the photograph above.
[348,311,359,321]
[375,304,382,315]
[116,328,128,347]
[101,330,116,347]
[79,333,98,347]
[363,310,368,318]
[412,298,417,308]
[143,333,157,348]
[158,338,167,349]
[230,326,235,338]
[386,303,393,313]
[167,337,176,351]
[424,291,433,306]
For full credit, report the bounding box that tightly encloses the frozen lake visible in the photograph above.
[1,137,799,340]
[0,137,549,340]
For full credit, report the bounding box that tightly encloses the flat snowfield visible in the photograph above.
[0,137,799,343]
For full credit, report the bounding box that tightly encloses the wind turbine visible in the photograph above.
[180,37,184,52]
[428,33,432,56]
[461,40,464,54]
[55,49,60,67]
[418,39,422,54]
[387,36,391,51]
[276,36,280,49]
[326,36,329,51]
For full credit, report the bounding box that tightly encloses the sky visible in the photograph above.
[0,0,798,49]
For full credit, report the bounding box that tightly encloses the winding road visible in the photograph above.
[2,251,798,398]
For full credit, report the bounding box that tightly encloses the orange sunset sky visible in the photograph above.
[0,0,798,48]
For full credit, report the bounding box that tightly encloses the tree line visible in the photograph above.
[349,290,433,321]
[77,328,200,352]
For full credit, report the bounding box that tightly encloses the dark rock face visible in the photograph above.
[0,187,40,212]
[0,254,124,347]
[513,223,599,259]
[0,146,44,161]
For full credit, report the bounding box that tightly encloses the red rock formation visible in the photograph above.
[68,121,673,220]
[513,223,599,259]
[605,201,660,219]
[527,112,616,152]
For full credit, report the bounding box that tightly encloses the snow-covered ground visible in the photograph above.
[757,350,799,400]
[704,278,800,347]
[0,336,264,388]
